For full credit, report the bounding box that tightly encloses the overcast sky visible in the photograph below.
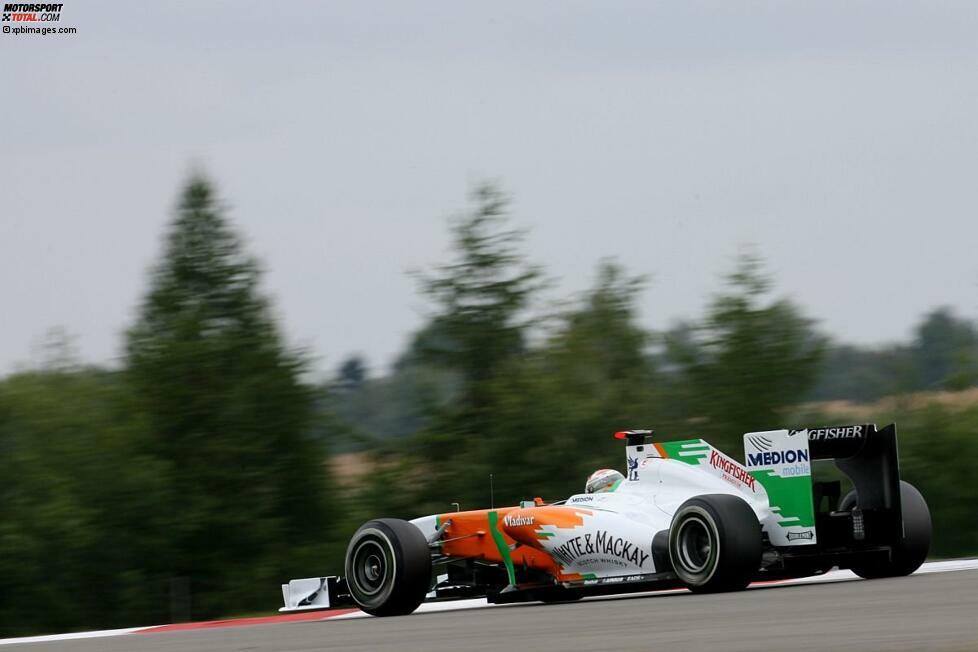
[2,1,977,377]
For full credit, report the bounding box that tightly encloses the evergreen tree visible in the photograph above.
[125,174,334,617]
[335,355,368,392]
[666,254,824,451]
[912,308,978,391]
[418,182,543,400]
[387,182,544,511]
[482,261,658,502]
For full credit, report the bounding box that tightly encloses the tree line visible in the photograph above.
[2,175,977,637]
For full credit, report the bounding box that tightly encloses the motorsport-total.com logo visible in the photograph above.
[2,3,63,22]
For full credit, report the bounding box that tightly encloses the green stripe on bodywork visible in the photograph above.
[658,439,710,464]
[609,478,623,492]
[749,470,816,528]
[488,511,516,586]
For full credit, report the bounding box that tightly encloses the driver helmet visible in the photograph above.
[585,468,624,494]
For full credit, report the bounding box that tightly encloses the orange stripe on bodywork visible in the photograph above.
[437,505,594,582]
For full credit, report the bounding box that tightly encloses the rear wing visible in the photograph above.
[807,423,903,543]
[745,423,904,547]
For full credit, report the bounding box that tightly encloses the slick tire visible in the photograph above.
[840,481,931,579]
[668,494,762,593]
[345,518,432,616]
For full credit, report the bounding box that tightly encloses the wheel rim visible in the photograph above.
[676,516,713,574]
[351,538,389,597]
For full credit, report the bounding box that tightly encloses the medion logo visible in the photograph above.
[747,448,810,466]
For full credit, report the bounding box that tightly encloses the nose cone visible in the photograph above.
[499,506,591,548]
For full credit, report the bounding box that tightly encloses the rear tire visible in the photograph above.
[345,518,432,616]
[668,494,762,593]
[840,481,931,579]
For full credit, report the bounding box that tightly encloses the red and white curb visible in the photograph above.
[3,559,976,645]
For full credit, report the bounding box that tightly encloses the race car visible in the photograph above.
[280,423,931,616]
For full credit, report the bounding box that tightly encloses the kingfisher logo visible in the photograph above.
[747,448,810,467]
[708,450,757,492]
[806,425,865,440]
[2,3,63,21]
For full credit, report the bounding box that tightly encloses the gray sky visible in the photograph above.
[2,1,977,378]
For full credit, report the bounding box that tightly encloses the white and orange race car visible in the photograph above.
[281,425,931,616]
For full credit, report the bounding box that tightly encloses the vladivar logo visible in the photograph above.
[2,3,77,37]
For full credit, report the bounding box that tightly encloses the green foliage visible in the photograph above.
[665,254,825,452]
[912,308,978,391]
[396,182,545,511]
[417,182,544,398]
[480,262,659,503]
[0,369,171,636]
[808,308,978,402]
[896,406,978,557]
[6,179,978,640]
[806,343,915,402]
[124,174,337,619]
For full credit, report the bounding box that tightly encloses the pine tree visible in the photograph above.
[666,254,825,452]
[398,182,544,510]
[125,174,333,617]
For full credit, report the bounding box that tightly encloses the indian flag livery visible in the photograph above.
[743,429,816,545]
[652,433,816,546]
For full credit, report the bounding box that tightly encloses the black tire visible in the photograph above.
[840,481,931,579]
[344,518,432,616]
[668,494,762,593]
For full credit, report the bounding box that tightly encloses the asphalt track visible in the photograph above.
[7,568,978,652]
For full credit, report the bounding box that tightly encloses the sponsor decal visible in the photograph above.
[746,434,773,451]
[709,450,757,491]
[549,530,650,569]
[797,425,865,441]
[746,448,810,467]
[787,530,814,541]
[503,514,534,527]
[569,495,594,503]
[627,456,639,481]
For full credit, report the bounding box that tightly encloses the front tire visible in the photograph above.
[840,481,931,579]
[668,494,762,593]
[345,518,432,616]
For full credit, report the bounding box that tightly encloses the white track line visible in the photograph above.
[0,627,145,646]
[3,559,977,644]
[328,557,978,620]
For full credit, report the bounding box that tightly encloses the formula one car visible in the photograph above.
[281,424,931,616]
